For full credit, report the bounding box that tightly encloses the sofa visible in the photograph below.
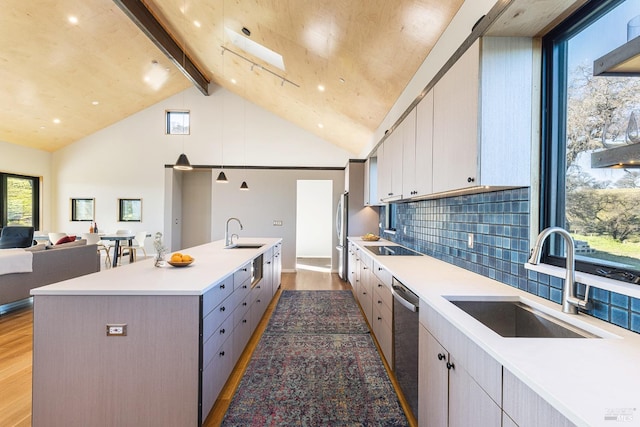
[0,239,101,306]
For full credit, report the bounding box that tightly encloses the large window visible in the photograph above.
[542,0,640,284]
[1,173,40,229]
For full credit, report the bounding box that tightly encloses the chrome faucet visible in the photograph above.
[225,217,243,247]
[528,227,591,314]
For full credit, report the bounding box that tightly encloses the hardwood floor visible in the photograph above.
[0,271,415,427]
[0,303,33,427]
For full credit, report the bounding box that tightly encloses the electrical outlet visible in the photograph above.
[273,220,283,226]
[106,324,127,336]
[468,233,474,249]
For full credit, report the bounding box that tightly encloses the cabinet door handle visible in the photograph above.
[437,353,446,361]
[219,351,225,357]
[242,319,247,323]
[243,285,248,289]
[377,317,382,320]
[446,361,455,370]
[243,302,247,306]
[220,284,225,289]
[467,177,475,183]
[363,266,368,269]
[257,299,261,303]
[378,283,382,287]
[220,306,226,312]
[378,300,382,304]
[219,328,225,334]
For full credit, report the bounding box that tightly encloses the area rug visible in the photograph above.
[222,290,409,426]
[265,290,370,335]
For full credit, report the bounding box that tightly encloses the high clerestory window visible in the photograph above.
[541,0,640,284]
[0,172,40,229]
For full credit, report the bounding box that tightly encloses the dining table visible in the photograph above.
[100,233,147,268]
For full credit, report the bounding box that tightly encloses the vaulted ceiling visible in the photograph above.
[0,0,465,154]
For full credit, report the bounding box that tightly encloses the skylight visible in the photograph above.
[225,27,285,71]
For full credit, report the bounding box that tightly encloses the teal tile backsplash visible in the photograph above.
[380,187,640,334]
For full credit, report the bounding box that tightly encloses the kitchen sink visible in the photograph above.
[447,298,604,338]
[224,243,265,249]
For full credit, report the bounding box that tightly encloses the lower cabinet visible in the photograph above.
[419,307,502,427]
[372,276,393,366]
[502,369,577,427]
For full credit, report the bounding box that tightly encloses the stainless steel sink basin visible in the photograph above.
[224,243,265,249]
[448,299,601,338]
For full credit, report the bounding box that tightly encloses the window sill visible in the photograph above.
[382,229,396,235]
[525,263,640,300]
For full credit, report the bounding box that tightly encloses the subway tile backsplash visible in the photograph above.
[379,187,640,334]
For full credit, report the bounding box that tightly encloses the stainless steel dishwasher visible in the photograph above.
[392,277,419,421]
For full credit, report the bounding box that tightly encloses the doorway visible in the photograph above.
[296,180,333,272]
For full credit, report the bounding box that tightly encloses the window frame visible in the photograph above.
[540,0,639,283]
[0,172,40,229]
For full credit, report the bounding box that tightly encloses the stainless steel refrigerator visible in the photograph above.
[336,191,348,280]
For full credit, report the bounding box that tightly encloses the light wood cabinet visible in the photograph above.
[402,108,418,198]
[432,37,532,194]
[372,273,393,366]
[503,369,577,427]
[414,90,434,197]
[377,129,403,202]
[356,250,373,325]
[419,306,502,427]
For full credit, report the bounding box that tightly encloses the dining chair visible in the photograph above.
[48,232,67,245]
[120,231,148,262]
[81,233,112,268]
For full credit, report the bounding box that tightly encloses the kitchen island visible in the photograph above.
[349,237,640,427]
[30,238,282,427]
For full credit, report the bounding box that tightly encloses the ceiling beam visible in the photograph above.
[113,0,210,95]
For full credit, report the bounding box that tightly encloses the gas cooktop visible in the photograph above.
[364,245,422,256]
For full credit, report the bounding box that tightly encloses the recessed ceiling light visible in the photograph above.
[339,77,345,84]
[317,85,325,92]
[318,123,324,128]
[242,27,251,36]
[231,78,237,84]
[92,101,99,105]
[68,16,79,25]
[194,20,201,28]
[53,118,61,124]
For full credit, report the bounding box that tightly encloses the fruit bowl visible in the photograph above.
[167,258,194,267]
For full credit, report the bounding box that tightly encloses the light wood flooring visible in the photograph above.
[0,270,415,427]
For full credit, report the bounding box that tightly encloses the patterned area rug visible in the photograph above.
[265,290,370,335]
[222,290,408,426]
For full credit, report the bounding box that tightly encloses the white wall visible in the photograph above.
[296,180,333,258]
[50,87,353,254]
[0,141,52,231]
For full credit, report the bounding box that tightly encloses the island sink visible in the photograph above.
[447,298,603,338]
[224,243,265,249]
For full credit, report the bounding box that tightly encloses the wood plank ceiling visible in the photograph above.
[0,0,464,154]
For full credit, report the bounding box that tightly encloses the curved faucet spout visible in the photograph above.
[528,227,591,314]
[225,217,244,247]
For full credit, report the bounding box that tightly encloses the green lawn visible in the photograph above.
[573,233,640,269]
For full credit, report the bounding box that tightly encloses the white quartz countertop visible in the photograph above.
[31,238,281,297]
[349,237,640,427]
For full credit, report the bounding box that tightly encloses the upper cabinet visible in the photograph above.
[374,36,533,202]
[377,128,403,203]
[432,37,533,194]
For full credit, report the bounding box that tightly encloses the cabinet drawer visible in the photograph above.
[201,338,234,419]
[233,293,252,327]
[503,369,576,427]
[373,294,393,332]
[360,252,373,270]
[423,304,502,405]
[373,314,393,365]
[203,314,234,368]
[228,277,251,312]
[234,262,251,288]
[202,275,233,317]
[203,298,233,341]
[373,279,392,312]
[373,261,392,286]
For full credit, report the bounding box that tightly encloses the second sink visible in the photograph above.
[448,299,601,338]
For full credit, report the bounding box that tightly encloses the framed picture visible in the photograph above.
[166,110,190,135]
[118,198,142,222]
[70,198,95,221]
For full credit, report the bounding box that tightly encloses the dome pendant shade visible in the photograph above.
[240,181,249,190]
[173,153,193,170]
[216,171,228,183]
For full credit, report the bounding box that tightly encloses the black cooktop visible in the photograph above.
[365,245,422,256]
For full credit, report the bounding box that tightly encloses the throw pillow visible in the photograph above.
[55,235,76,245]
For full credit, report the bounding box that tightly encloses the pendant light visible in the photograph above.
[217,32,228,183]
[239,97,249,190]
[173,0,192,171]
[174,153,192,170]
